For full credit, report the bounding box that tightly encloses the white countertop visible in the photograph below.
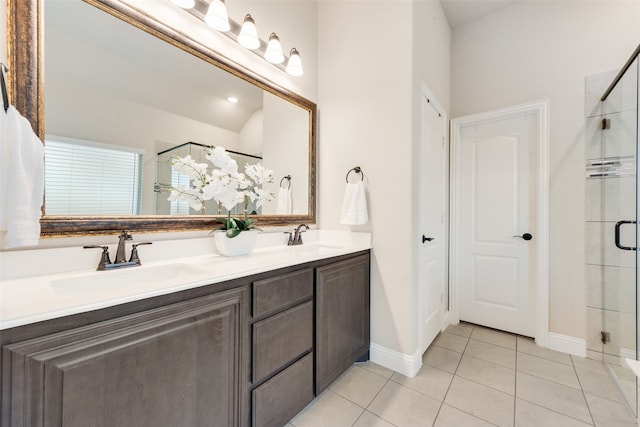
[0,230,371,330]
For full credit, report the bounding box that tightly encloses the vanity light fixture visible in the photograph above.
[204,0,230,32]
[285,48,304,76]
[238,14,260,50]
[168,1,304,77]
[170,0,195,9]
[264,33,285,64]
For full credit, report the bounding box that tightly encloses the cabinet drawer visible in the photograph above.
[252,352,314,427]
[253,268,313,318]
[252,301,313,383]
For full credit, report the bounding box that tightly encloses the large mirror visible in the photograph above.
[8,0,317,236]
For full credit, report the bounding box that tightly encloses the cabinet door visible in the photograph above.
[315,255,370,394]
[3,287,247,427]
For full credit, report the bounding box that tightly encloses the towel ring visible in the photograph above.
[280,175,291,189]
[345,166,364,183]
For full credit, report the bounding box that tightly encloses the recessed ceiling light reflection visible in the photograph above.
[227,97,239,104]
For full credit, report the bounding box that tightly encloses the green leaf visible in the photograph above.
[226,228,241,238]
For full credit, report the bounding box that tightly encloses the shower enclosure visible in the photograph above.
[587,44,640,417]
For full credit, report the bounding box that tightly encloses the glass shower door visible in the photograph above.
[600,57,638,417]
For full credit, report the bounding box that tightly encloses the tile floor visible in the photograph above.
[287,323,637,427]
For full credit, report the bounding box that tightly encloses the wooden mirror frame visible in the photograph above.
[7,0,317,237]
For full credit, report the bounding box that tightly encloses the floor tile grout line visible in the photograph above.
[516,353,585,391]
[571,352,597,426]
[314,389,366,427]
[430,325,473,427]
[351,409,400,427]
[431,324,505,427]
[453,369,516,397]
[331,379,383,412]
[354,372,397,426]
[516,395,598,426]
[571,360,635,406]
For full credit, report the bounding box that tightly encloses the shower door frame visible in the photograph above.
[599,44,640,419]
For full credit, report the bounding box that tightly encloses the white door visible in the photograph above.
[419,90,448,352]
[456,111,538,337]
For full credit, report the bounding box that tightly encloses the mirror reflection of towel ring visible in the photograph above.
[345,166,364,183]
[280,175,291,189]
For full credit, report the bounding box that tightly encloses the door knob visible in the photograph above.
[422,235,434,243]
[513,233,533,241]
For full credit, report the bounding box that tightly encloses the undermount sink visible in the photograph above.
[284,243,345,256]
[50,263,210,297]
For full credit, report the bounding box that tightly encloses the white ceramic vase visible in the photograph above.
[213,230,259,256]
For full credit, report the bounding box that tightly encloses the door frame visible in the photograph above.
[417,81,450,354]
[449,99,550,346]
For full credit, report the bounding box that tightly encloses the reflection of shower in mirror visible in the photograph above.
[155,142,264,216]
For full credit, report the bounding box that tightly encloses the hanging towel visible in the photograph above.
[0,105,45,248]
[340,181,368,225]
[276,187,292,215]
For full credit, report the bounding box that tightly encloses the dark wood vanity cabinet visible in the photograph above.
[316,255,371,394]
[0,251,370,427]
[250,269,315,427]
[2,287,249,427]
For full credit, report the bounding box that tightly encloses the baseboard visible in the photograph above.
[546,332,586,357]
[620,347,635,363]
[369,342,422,377]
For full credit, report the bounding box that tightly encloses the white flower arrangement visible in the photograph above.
[168,146,275,237]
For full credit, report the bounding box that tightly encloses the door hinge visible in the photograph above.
[601,331,610,344]
[602,118,611,130]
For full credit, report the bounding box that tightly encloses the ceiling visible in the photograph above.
[440,0,521,28]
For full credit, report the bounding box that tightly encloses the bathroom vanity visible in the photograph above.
[0,232,371,427]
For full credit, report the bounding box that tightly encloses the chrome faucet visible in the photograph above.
[115,230,132,263]
[287,224,309,246]
[84,230,152,270]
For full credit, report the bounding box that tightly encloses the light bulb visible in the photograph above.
[204,0,230,32]
[285,48,304,76]
[264,33,285,64]
[238,14,260,50]
[169,0,195,9]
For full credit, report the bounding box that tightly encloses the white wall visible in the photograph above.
[318,0,450,361]
[239,109,264,156]
[451,1,640,340]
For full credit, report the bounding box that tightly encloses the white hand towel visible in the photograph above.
[0,105,45,248]
[276,187,292,214]
[340,181,368,225]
